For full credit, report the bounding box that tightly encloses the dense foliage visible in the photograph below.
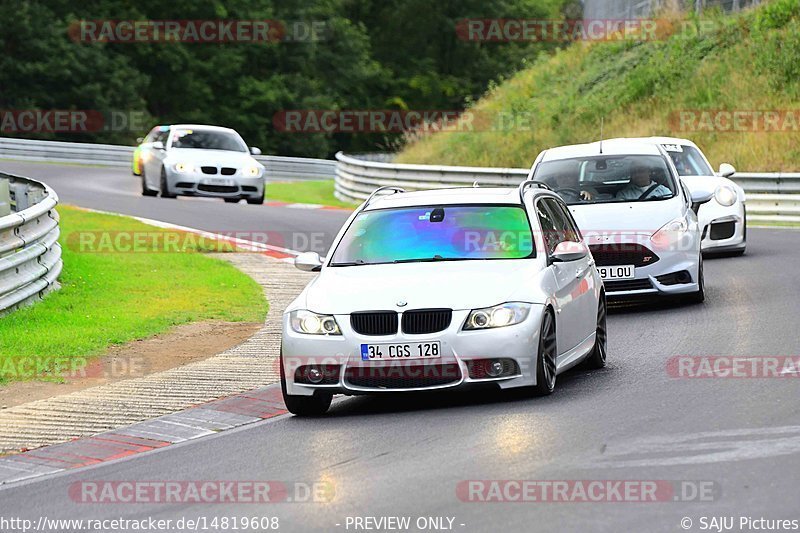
[0,0,568,157]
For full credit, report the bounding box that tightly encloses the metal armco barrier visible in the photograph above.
[334,151,528,201]
[0,137,335,182]
[335,152,800,223]
[0,173,62,313]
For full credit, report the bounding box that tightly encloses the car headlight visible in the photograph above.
[651,216,689,248]
[174,162,192,173]
[463,303,531,330]
[714,185,737,207]
[290,310,341,335]
[243,165,261,177]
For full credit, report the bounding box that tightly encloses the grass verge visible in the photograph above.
[0,206,268,385]
[266,180,357,209]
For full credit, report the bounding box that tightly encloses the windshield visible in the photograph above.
[534,154,677,205]
[662,144,714,176]
[329,205,535,266]
[170,129,247,152]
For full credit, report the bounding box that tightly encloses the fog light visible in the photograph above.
[306,367,324,384]
[487,359,504,378]
[470,311,490,328]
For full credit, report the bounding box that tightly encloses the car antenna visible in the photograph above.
[599,117,604,154]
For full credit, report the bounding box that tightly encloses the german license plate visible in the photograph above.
[206,178,233,186]
[361,341,441,361]
[598,265,635,280]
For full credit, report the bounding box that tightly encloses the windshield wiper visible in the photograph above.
[329,259,367,267]
[393,255,465,264]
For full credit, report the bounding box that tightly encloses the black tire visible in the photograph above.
[530,309,557,396]
[160,168,176,198]
[684,257,705,304]
[584,293,607,369]
[141,169,157,196]
[224,198,240,204]
[733,213,747,256]
[246,191,265,205]
[280,353,332,416]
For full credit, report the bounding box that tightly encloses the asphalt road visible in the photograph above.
[0,160,351,253]
[2,160,799,532]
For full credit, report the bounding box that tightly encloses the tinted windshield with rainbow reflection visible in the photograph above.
[329,205,535,266]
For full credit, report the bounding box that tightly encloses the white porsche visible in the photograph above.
[630,137,747,255]
[280,183,607,416]
[530,139,714,301]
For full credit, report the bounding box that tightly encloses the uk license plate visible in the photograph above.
[360,341,441,361]
[598,265,635,280]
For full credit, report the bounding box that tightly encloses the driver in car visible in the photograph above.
[550,172,597,203]
[615,165,671,200]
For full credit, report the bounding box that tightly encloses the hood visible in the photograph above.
[298,260,544,315]
[568,198,681,236]
[165,148,259,167]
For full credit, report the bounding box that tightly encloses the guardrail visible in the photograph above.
[335,152,800,223]
[0,172,62,313]
[0,137,335,182]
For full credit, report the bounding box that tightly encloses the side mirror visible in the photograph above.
[689,188,714,214]
[690,189,714,204]
[718,163,736,178]
[250,146,262,155]
[153,141,165,151]
[551,241,587,263]
[136,137,144,144]
[294,251,323,272]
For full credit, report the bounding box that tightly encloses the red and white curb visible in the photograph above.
[0,385,289,486]
[74,207,305,261]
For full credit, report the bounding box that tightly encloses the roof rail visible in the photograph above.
[362,186,406,210]
[518,180,553,204]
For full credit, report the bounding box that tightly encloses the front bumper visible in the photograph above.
[591,233,702,298]
[699,202,746,253]
[281,307,545,396]
[165,170,264,199]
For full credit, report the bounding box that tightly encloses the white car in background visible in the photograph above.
[140,124,265,204]
[280,184,607,416]
[531,139,713,302]
[630,137,746,255]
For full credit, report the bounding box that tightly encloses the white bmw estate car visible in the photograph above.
[140,124,265,204]
[530,139,713,301]
[630,137,746,255]
[281,183,607,416]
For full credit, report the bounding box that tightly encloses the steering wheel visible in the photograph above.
[556,187,582,200]
[637,182,662,200]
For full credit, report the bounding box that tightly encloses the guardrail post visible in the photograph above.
[10,182,32,211]
[0,180,10,217]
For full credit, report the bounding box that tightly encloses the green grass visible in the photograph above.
[749,219,800,228]
[397,0,800,172]
[0,206,268,385]
[266,180,357,208]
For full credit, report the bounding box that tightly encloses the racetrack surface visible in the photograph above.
[0,160,351,253]
[1,160,799,532]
